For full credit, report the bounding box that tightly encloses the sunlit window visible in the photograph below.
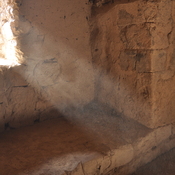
[0,0,22,67]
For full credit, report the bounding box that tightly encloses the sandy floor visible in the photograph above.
[0,107,150,175]
[0,118,105,175]
[1,114,175,175]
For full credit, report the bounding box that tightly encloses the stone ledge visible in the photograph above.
[62,124,174,175]
[0,113,174,175]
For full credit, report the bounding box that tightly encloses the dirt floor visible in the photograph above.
[131,147,175,175]
[0,108,150,175]
[0,117,105,175]
[0,107,174,175]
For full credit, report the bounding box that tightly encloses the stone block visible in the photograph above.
[119,50,153,73]
[117,1,145,26]
[133,125,171,166]
[110,144,134,170]
[99,156,111,174]
[156,0,172,23]
[151,73,175,128]
[97,70,154,128]
[151,50,167,72]
[135,51,151,73]
[138,0,172,23]
[82,144,133,175]
[6,86,39,128]
[119,50,137,71]
[113,129,175,175]
[82,155,102,175]
[119,50,167,73]
[89,0,175,130]
[70,163,84,175]
[138,1,158,23]
[150,22,172,50]
[120,22,171,50]
[133,131,156,157]
[155,125,171,145]
[120,24,151,49]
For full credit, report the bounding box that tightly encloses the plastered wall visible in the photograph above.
[0,0,175,131]
[152,0,175,128]
[0,0,94,131]
[18,0,94,108]
[90,0,175,128]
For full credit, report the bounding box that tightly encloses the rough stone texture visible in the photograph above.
[150,0,175,128]
[0,0,94,130]
[106,126,175,175]
[0,0,175,173]
[0,68,52,132]
[90,0,175,128]
[18,0,94,108]
[0,0,174,131]
[0,1,175,175]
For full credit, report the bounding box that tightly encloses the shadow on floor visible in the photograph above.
[131,147,175,175]
[0,102,151,175]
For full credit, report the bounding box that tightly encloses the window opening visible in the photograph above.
[0,0,22,67]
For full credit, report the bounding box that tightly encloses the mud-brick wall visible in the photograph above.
[90,0,175,128]
[0,0,94,131]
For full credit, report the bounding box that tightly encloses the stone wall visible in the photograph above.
[90,0,175,128]
[0,0,175,131]
[152,0,175,128]
[0,0,94,131]
[18,0,94,108]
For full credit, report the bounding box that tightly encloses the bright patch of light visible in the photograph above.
[1,22,20,67]
[0,58,20,67]
[0,1,21,67]
[2,21,14,40]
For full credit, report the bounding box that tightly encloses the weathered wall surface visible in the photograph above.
[151,0,175,128]
[90,0,175,128]
[1,0,175,131]
[0,69,43,131]
[18,0,94,108]
[0,0,94,131]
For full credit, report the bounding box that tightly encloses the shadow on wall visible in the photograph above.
[1,0,94,130]
[0,68,63,131]
[90,0,154,126]
[17,0,94,113]
[0,1,156,174]
[89,0,175,128]
[0,0,155,129]
[0,100,151,175]
[15,0,141,121]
